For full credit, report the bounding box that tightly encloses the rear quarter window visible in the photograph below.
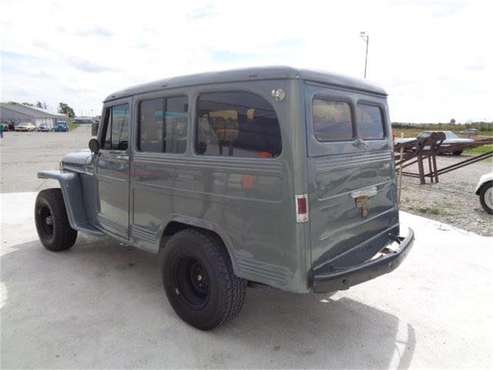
[195,91,282,158]
[357,103,385,140]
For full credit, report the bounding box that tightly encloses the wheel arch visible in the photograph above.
[476,180,493,195]
[158,216,239,275]
[37,170,102,235]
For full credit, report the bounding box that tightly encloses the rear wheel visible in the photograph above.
[452,150,463,156]
[160,229,246,330]
[35,188,77,251]
[479,182,493,215]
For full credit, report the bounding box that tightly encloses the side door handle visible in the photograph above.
[115,154,129,160]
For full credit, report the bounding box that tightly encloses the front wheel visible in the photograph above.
[479,182,493,215]
[35,188,77,251]
[160,229,247,330]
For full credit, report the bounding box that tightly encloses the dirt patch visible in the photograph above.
[399,155,493,236]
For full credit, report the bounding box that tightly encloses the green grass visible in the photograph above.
[392,127,493,139]
[464,144,493,156]
[393,128,421,138]
[416,207,443,216]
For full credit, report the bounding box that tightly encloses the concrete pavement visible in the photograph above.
[1,192,492,369]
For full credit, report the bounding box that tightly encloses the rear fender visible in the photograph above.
[158,215,239,276]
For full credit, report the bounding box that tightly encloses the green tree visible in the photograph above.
[58,102,75,118]
[36,101,48,110]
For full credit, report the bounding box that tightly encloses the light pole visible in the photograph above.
[360,31,369,78]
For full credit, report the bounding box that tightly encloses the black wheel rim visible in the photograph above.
[174,257,209,309]
[38,205,54,236]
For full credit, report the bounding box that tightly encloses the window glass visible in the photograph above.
[138,96,187,153]
[139,98,164,152]
[357,104,385,140]
[111,104,129,150]
[102,108,112,149]
[101,104,129,150]
[195,92,282,158]
[312,99,353,141]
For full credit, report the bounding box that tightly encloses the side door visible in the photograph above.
[95,100,131,238]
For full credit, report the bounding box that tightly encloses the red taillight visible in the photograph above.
[296,194,309,223]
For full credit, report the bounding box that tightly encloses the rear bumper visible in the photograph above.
[311,228,414,293]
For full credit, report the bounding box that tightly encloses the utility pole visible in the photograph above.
[360,31,369,78]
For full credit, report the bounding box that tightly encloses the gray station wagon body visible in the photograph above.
[36,66,413,329]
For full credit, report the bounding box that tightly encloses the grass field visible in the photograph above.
[393,127,493,139]
[392,127,493,157]
[464,144,493,156]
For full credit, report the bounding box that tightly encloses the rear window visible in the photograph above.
[357,103,385,140]
[195,91,282,158]
[312,98,353,141]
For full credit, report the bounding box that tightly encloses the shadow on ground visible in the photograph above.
[1,237,415,369]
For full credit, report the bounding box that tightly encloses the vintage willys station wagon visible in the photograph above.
[35,67,414,330]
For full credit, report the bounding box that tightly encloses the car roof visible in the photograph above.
[104,66,387,102]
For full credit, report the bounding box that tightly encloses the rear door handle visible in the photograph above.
[351,186,378,199]
[353,138,369,149]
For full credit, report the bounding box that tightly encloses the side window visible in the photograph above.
[138,96,187,153]
[195,91,282,158]
[111,104,129,150]
[139,98,164,152]
[312,98,353,141]
[101,104,129,150]
[357,103,385,140]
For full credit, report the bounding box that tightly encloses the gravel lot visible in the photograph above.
[399,155,493,236]
[0,126,92,193]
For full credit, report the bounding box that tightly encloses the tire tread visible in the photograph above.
[161,228,246,330]
[35,188,77,251]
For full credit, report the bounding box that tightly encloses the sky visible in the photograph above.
[0,0,492,122]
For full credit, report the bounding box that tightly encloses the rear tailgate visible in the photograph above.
[304,83,399,267]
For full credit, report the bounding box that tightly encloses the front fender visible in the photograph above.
[38,170,103,235]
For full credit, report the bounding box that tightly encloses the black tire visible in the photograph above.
[452,150,463,156]
[160,229,247,330]
[35,188,77,251]
[479,182,493,215]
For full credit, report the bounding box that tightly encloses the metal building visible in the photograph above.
[0,102,67,129]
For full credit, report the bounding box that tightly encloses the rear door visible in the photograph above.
[305,83,398,266]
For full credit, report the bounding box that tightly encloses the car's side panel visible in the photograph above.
[129,80,309,292]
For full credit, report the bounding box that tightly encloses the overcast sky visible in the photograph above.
[1,0,491,122]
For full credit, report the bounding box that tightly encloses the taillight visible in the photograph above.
[295,194,309,223]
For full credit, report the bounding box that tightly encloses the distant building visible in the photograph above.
[74,116,97,124]
[0,102,67,129]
